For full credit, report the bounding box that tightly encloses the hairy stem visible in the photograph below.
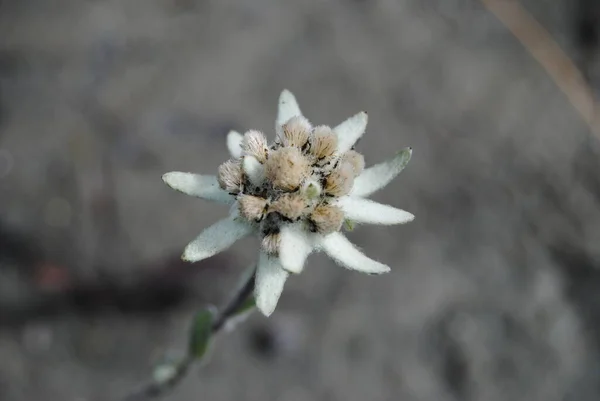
[123,267,256,401]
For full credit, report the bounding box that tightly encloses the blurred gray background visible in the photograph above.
[1,0,600,400]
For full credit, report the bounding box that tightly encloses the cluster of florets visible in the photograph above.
[162,89,415,317]
[217,116,365,256]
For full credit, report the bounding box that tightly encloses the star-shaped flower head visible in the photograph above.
[163,90,414,317]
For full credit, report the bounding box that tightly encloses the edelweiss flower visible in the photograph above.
[163,90,414,316]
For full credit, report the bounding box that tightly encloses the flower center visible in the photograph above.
[217,116,365,255]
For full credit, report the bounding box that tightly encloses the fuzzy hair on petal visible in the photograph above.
[276,89,303,128]
[341,150,365,177]
[242,130,268,163]
[218,159,243,193]
[266,147,311,191]
[279,224,313,274]
[351,147,412,197]
[309,125,338,162]
[334,112,368,153]
[227,130,244,159]
[261,233,281,256]
[270,193,307,221]
[255,252,289,317]
[336,197,414,225]
[182,215,253,262]
[162,172,234,204]
[319,232,390,274]
[310,204,344,234]
[282,116,311,148]
[243,156,266,187]
[324,163,354,197]
[238,194,268,221]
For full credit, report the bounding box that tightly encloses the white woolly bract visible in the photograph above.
[279,224,313,274]
[319,232,390,274]
[227,130,244,159]
[351,147,412,197]
[182,215,253,262]
[242,156,266,187]
[255,252,289,317]
[162,172,234,204]
[335,197,414,225]
[333,111,368,154]
[276,89,302,128]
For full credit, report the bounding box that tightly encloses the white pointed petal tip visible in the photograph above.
[279,224,313,274]
[334,111,368,153]
[227,130,244,159]
[162,172,233,204]
[255,252,289,317]
[277,89,302,127]
[350,146,412,198]
[320,232,391,275]
[181,216,253,262]
[242,156,266,186]
[337,197,414,225]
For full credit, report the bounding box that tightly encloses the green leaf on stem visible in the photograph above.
[188,307,216,359]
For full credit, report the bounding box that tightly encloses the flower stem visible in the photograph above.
[122,267,256,401]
